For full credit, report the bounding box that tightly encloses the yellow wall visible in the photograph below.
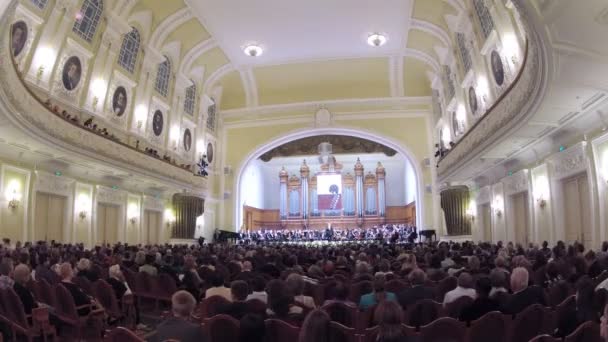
[220,114,435,230]
[1,168,29,242]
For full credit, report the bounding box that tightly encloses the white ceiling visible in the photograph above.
[191,0,413,66]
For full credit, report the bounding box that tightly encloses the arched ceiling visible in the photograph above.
[116,0,461,110]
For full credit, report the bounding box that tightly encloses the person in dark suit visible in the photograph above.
[502,267,546,315]
[13,264,38,315]
[460,277,499,322]
[59,263,95,316]
[397,269,435,309]
[159,255,181,286]
[150,290,207,342]
[35,254,60,285]
[218,280,253,320]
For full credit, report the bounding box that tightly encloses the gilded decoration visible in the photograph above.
[259,135,397,162]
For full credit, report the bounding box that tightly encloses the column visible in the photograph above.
[376,162,386,219]
[129,47,164,136]
[279,167,288,220]
[355,158,364,218]
[300,160,309,219]
[26,0,79,88]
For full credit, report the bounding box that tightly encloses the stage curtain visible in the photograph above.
[440,187,471,236]
[172,194,204,239]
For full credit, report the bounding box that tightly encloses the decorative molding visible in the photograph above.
[476,185,491,204]
[410,19,451,47]
[179,38,217,75]
[546,142,588,181]
[203,63,234,95]
[438,0,549,182]
[142,195,164,211]
[404,48,440,72]
[388,56,404,97]
[96,186,127,204]
[34,171,74,197]
[239,67,258,108]
[502,169,529,195]
[149,8,193,50]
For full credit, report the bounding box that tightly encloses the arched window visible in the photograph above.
[184,83,196,115]
[72,0,103,43]
[154,56,171,97]
[30,0,49,9]
[118,28,140,73]
[456,32,472,73]
[473,0,495,39]
[206,98,216,131]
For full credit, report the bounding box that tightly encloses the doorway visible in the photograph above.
[479,203,492,242]
[143,210,162,244]
[34,192,67,242]
[562,173,592,246]
[511,192,530,245]
[97,203,120,245]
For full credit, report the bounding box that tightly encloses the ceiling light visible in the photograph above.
[367,33,387,47]
[243,45,263,57]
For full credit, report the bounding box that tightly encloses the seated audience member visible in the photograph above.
[493,256,510,277]
[266,279,303,320]
[502,267,546,314]
[35,254,60,284]
[375,259,393,277]
[218,280,252,320]
[286,273,316,309]
[556,276,599,337]
[323,281,356,307]
[182,255,202,300]
[459,277,499,322]
[159,254,180,286]
[107,264,132,300]
[489,268,508,299]
[375,301,418,342]
[601,303,608,342]
[400,253,417,275]
[443,272,477,305]
[298,309,330,342]
[59,262,96,316]
[235,261,254,282]
[13,264,38,315]
[359,274,397,310]
[76,258,99,282]
[138,254,158,276]
[150,290,206,342]
[246,276,268,304]
[353,262,373,283]
[426,255,446,281]
[0,260,14,290]
[239,314,266,342]
[397,268,435,309]
[205,271,232,301]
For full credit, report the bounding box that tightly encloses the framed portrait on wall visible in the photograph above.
[11,21,27,57]
[206,142,214,163]
[62,56,82,91]
[112,86,127,117]
[152,110,163,136]
[491,50,505,86]
[468,86,478,114]
[183,129,192,151]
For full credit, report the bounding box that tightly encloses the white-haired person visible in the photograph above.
[107,264,146,329]
[502,267,546,314]
[150,290,206,342]
[59,262,98,316]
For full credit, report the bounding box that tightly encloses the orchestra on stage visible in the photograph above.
[237,223,417,244]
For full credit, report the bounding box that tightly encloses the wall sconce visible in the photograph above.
[127,203,139,225]
[79,211,87,220]
[36,65,45,81]
[165,208,176,228]
[5,181,22,210]
[135,105,147,130]
[170,126,180,150]
[537,197,547,209]
[534,176,549,210]
[491,197,503,218]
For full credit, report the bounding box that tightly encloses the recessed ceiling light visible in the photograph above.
[367,33,387,47]
[243,45,263,57]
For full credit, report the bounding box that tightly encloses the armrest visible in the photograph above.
[31,307,50,323]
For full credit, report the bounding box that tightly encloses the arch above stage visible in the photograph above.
[234,126,427,231]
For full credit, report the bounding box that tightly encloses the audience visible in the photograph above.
[13,264,38,315]
[218,280,252,319]
[0,260,14,290]
[298,309,330,342]
[59,262,95,316]
[287,273,316,309]
[459,277,498,322]
[359,274,397,309]
[397,269,434,308]
[443,272,476,305]
[239,313,266,342]
[151,290,206,342]
[246,276,268,303]
[502,267,546,314]
[205,271,232,301]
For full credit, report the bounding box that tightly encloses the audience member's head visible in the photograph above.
[408,268,427,286]
[457,272,474,289]
[510,267,529,293]
[171,290,196,318]
[374,301,404,342]
[13,264,30,284]
[475,277,492,298]
[489,268,506,289]
[242,261,252,272]
[468,256,480,271]
[59,262,74,281]
[298,309,330,342]
[231,280,249,302]
[0,260,13,277]
[286,273,305,296]
[373,273,386,293]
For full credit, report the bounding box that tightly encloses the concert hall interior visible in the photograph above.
[3,0,608,340]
